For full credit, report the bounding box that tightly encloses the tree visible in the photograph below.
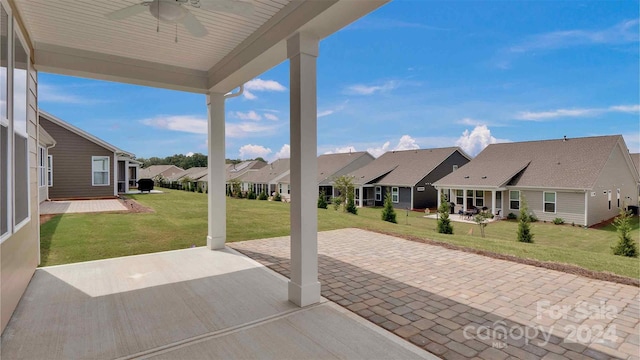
[180,176,193,191]
[381,191,397,223]
[474,212,492,238]
[346,190,357,215]
[333,175,356,213]
[229,179,242,198]
[318,191,328,209]
[612,208,638,257]
[517,195,534,243]
[437,195,453,234]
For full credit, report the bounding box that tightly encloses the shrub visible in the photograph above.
[332,197,342,211]
[612,208,638,257]
[247,190,257,200]
[317,191,328,209]
[507,212,517,220]
[571,222,575,227]
[517,196,534,243]
[258,191,268,200]
[381,192,397,223]
[437,196,453,234]
[529,215,538,222]
[346,191,357,215]
[552,218,564,225]
[273,192,282,202]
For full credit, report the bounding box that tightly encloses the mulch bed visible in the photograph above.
[367,228,640,288]
[118,196,154,214]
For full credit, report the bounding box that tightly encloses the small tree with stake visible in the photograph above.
[381,191,397,223]
[517,195,534,243]
[317,191,328,209]
[612,207,638,257]
[474,212,492,238]
[437,195,453,234]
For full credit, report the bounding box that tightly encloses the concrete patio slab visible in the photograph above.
[231,228,640,360]
[40,199,128,215]
[1,245,436,360]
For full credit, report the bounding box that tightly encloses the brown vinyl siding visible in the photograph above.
[2,65,39,333]
[40,116,115,199]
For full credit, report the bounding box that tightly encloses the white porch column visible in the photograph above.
[206,92,226,250]
[359,186,363,207]
[463,188,467,210]
[436,188,441,208]
[491,190,496,216]
[288,32,321,307]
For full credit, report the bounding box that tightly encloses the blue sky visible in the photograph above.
[39,0,639,160]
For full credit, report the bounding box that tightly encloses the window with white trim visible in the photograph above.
[0,5,9,238]
[38,146,46,187]
[92,156,110,186]
[509,190,520,210]
[495,191,502,209]
[475,190,484,207]
[543,192,556,213]
[391,187,399,203]
[456,189,463,205]
[375,186,381,201]
[13,26,29,227]
[47,155,53,186]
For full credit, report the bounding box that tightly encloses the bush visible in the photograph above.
[258,191,268,200]
[273,192,282,202]
[332,197,342,211]
[437,196,453,234]
[552,218,564,225]
[529,215,538,222]
[612,208,638,257]
[517,196,534,243]
[381,192,397,223]
[247,190,257,200]
[507,212,517,220]
[317,191,328,209]
[346,193,357,215]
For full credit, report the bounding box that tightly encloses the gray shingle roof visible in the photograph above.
[139,165,184,179]
[631,153,640,178]
[347,147,466,187]
[166,167,208,182]
[279,151,374,184]
[241,158,290,184]
[435,135,626,190]
[225,160,267,181]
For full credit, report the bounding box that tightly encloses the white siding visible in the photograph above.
[521,190,585,226]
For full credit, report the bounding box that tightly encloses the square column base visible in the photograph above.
[207,235,225,250]
[288,280,321,307]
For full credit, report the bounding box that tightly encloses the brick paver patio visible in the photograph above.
[230,228,640,360]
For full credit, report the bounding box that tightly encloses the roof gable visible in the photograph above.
[317,151,372,183]
[241,158,290,184]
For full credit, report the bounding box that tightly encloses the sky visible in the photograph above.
[39,0,639,161]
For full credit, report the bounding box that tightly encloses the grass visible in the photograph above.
[40,189,640,279]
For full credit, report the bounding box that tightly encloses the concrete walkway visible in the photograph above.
[231,228,640,360]
[40,199,127,214]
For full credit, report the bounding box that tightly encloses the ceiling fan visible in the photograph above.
[106,0,254,38]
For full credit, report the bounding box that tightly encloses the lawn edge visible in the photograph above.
[365,228,640,288]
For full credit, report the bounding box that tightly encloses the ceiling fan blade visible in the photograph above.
[197,0,254,17]
[105,3,148,20]
[180,10,208,37]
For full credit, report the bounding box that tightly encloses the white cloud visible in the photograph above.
[186,152,194,157]
[275,144,290,159]
[263,113,279,121]
[455,125,498,156]
[366,135,420,158]
[318,100,349,118]
[367,141,391,158]
[233,110,262,121]
[39,84,99,104]
[345,80,398,95]
[226,122,280,138]
[323,146,357,155]
[239,144,272,159]
[510,19,639,54]
[456,117,483,126]
[515,104,639,121]
[317,110,335,118]
[141,115,207,134]
[243,78,287,100]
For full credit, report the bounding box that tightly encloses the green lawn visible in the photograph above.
[40,189,640,279]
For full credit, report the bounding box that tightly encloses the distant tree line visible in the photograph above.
[137,154,266,169]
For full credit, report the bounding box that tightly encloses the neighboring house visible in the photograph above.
[279,151,375,201]
[222,160,268,193]
[347,147,471,210]
[241,158,291,197]
[434,135,639,226]
[165,167,208,188]
[37,127,56,203]
[39,111,139,199]
[139,165,184,182]
[631,153,640,204]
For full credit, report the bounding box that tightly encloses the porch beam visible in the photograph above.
[463,188,467,211]
[206,92,226,250]
[287,32,321,307]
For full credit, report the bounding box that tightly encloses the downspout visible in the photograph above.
[113,151,118,197]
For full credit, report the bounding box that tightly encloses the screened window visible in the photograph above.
[375,186,381,201]
[391,187,399,203]
[47,155,53,186]
[509,190,520,210]
[13,29,29,226]
[38,146,46,187]
[543,192,556,213]
[456,189,463,205]
[92,156,110,186]
[475,190,484,207]
[495,191,502,209]
[0,125,7,238]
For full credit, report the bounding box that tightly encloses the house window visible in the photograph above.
[509,190,520,210]
[0,6,9,238]
[375,186,381,201]
[617,188,620,208]
[92,156,110,186]
[495,191,502,209]
[452,165,458,171]
[456,189,463,205]
[475,190,484,207]
[286,184,290,195]
[13,28,29,227]
[48,155,53,186]
[607,190,611,210]
[278,184,282,194]
[0,125,8,238]
[543,192,556,213]
[38,146,46,187]
[391,187,399,203]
